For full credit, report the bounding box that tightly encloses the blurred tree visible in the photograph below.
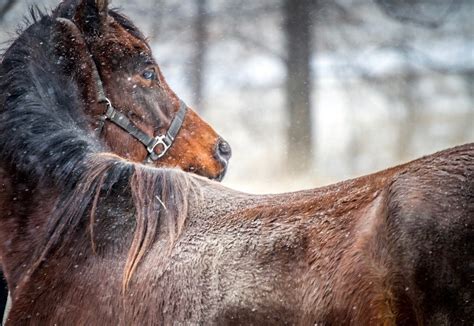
[375,0,460,28]
[284,0,314,172]
[190,0,208,111]
[149,0,165,41]
[397,44,420,160]
[0,0,18,22]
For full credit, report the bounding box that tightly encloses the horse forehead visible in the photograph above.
[101,19,151,57]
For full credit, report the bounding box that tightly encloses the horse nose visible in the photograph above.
[215,138,232,163]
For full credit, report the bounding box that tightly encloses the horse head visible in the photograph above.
[53,0,231,181]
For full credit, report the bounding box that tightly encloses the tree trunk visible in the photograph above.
[397,48,419,160]
[149,0,164,41]
[0,0,18,22]
[284,0,313,172]
[190,0,208,111]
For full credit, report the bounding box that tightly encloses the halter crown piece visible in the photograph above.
[69,18,187,163]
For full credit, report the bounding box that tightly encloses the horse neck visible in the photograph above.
[0,15,105,292]
[0,169,54,290]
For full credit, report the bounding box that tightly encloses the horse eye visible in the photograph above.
[142,69,156,81]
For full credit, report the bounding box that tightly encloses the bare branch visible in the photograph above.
[374,0,462,28]
[0,0,18,22]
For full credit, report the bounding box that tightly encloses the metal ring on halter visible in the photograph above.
[146,134,173,160]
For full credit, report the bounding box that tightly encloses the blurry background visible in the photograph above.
[1,0,472,193]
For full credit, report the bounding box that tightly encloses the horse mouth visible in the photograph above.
[214,161,228,182]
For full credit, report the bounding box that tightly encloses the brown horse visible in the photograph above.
[1,1,472,325]
[0,0,231,320]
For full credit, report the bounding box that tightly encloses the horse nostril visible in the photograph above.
[216,139,232,161]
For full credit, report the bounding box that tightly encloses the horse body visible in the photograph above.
[131,146,472,325]
[0,1,472,325]
[3,143,472,325]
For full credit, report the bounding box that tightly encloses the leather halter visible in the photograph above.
[83,26,187,162]
[97,96,187,162]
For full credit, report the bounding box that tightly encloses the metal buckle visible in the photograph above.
[103,98,115,118]
[97,98,114,134]
[147,135,171,160]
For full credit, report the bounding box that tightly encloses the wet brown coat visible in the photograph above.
[1,144,472,325]
[0,1,472,325]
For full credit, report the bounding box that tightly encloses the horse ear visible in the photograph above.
[74,0,109,37]
[54,18,104,113]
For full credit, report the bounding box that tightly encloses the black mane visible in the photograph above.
[0,4,147,186]
[0,11,100,185]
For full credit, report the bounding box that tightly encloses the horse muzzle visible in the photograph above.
[214,138,232,181]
